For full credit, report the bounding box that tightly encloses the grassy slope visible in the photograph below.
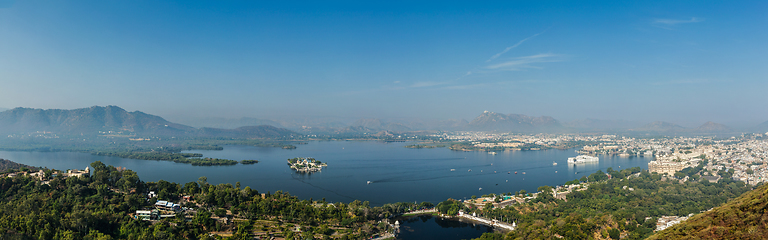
[648,183,768,239]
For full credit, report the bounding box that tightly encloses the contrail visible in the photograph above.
[486,29,549,62]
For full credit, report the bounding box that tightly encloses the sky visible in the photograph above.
[1,1,767,127]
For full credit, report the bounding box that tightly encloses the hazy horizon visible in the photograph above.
[2,1,767,128]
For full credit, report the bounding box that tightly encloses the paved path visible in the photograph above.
[371,233,396,240]
[458,213,515,231]
[402,208,437,215]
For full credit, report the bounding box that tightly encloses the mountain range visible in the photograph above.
[562,118,643,130]
[179,117,283,129]
[0,106,760,136]
[630,121,734,134]
[753,120,768,133]
[465,111,563,132]
[0,106,296,138]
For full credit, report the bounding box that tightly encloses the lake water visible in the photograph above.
[0,141,651,205]
[395,215,493,240]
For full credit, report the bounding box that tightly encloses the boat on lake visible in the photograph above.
[553,161,558,166]
[367,181,372,184]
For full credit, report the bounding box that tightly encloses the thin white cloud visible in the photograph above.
[653,17,704,25]
[485,53,565,71]
[486,30,547,62]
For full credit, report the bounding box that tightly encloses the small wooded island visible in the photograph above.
[287,157,327,173]
[405,144,445,149]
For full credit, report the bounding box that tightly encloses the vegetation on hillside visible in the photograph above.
[472,166,752,240]
[0,158,37,173]
[647,182,768,239]
[0,160,428,239]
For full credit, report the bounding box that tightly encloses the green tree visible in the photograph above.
[608,228,620,239]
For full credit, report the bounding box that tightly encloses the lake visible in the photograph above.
[395,215,494,240]
[0,141,652,205]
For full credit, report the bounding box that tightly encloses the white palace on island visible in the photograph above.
[568,155,599,164]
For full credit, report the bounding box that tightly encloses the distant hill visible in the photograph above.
[0,158,38,172]
[0,106,193,135]
[648,183,768,239]
[349,118,411,132]
[564,118,643,130]
[466,111,562,132]
[694,121,732,133]
[197,125,297,138]
[0,106,296,138]
[632,121,687,133]
[277,117,351,129]
[753,120,768,133]
[629,121,737,135]
[429,119,469,130]
[178,117,284,129]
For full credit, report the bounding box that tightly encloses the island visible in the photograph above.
[404,144,445,149]
[287,157,327,173]
[240,160,259,164]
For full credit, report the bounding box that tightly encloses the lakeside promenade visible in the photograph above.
[458,211,516,231]
[398,208,515,232]
[402,208,437,215]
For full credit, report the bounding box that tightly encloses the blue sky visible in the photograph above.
[1,1,766,127]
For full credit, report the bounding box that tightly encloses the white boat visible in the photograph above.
[450,169,455,171]
[488,152,497,155]
[552,161,558,166]
[479,188,482,191]
[367,181,372,184]
[567,155,599,164]
[468,169,472,172]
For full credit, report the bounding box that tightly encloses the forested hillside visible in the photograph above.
[648,182,768,239]
[473,166,752,240]
[0,158,37,172]
[0,160,426,239]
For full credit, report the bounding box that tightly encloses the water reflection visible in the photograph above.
[396,215,493,240]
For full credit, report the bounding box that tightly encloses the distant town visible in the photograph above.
[425,131,768,186]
